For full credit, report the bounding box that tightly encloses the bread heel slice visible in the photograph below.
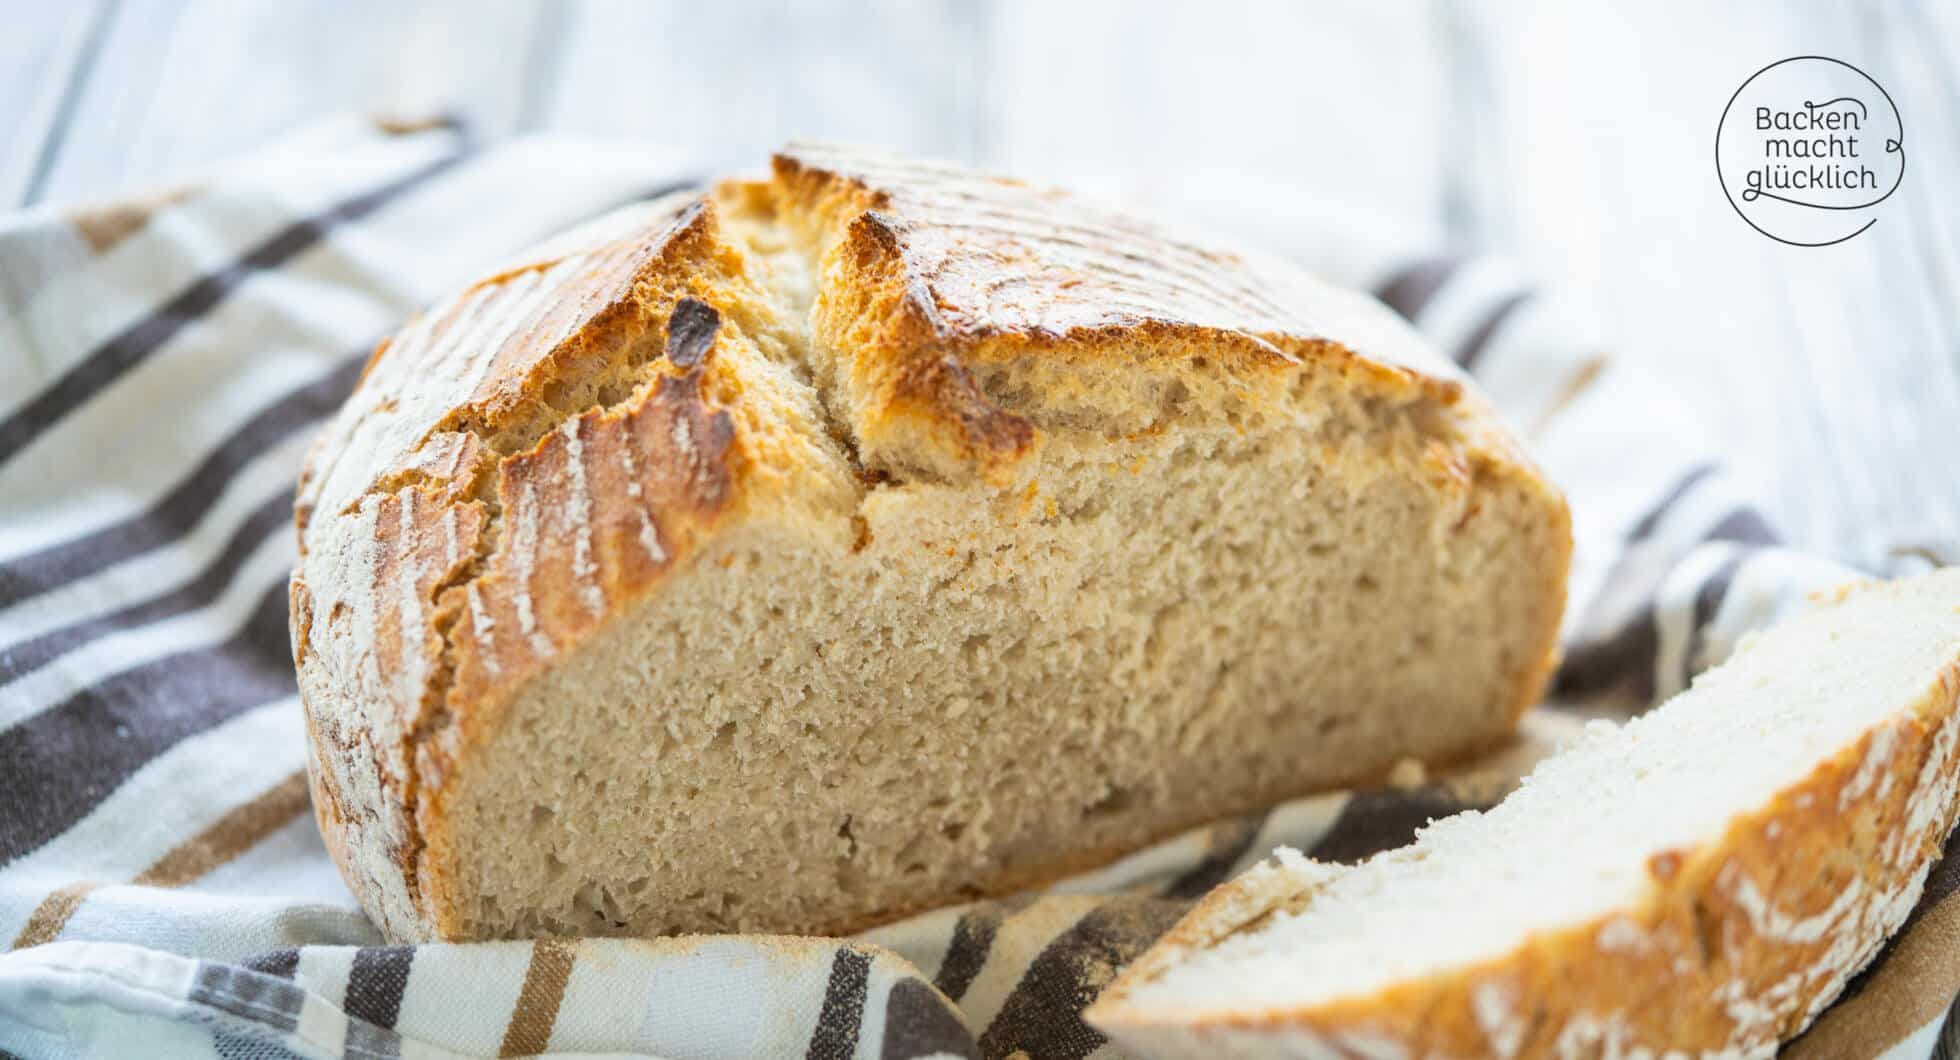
[1089,570,1960,1059]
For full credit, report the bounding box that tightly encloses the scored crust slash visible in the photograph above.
[288,144,1571,944]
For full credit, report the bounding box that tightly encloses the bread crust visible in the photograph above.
[767,144,1526,486]
[291,145,1570,942]
[1088,592,1960,1058]
[292,195,756,937]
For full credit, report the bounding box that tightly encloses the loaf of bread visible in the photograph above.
[1090,570,1960,1058]
[290,144,1570,942]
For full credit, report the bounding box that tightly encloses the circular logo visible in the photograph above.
[1716,56,1905,246]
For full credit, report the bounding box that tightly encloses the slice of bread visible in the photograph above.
[291,145,1570,942]
[1090,570,1960,1058]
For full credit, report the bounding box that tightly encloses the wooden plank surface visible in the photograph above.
[14,0,546,206]
[981,1,1449,254]
[1462,0,1960,567]
[537,0,987,168]
[3,0,1955,566]
[0,0,114,206]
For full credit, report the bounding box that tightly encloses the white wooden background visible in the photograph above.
[5,0,1957,569]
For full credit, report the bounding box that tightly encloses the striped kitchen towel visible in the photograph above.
[0,116,1948,1060]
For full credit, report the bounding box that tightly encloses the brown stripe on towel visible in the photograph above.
[134,771,310,887]
[499,937,579,1058]
[1531,352,1609,435]
[8,881,99,950]
[9,771,309,948]
[66,186,196,254]
[371,113,470,137]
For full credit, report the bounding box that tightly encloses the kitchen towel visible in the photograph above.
[0,116,1947,1059]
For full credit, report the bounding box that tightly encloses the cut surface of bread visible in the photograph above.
[1090,570,1960,1058]
[290,145,1570,942]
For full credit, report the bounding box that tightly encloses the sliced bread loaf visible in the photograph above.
[291,145,1570,942]
[1089,570,1960,1058]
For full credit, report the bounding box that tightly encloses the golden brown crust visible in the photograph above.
[1090,637,1960,1058]
[769,145,1455,379]
[294,144,1572,943]
[882,351,1037,481]
[292,196,765,937]
[765,143,1502,489]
